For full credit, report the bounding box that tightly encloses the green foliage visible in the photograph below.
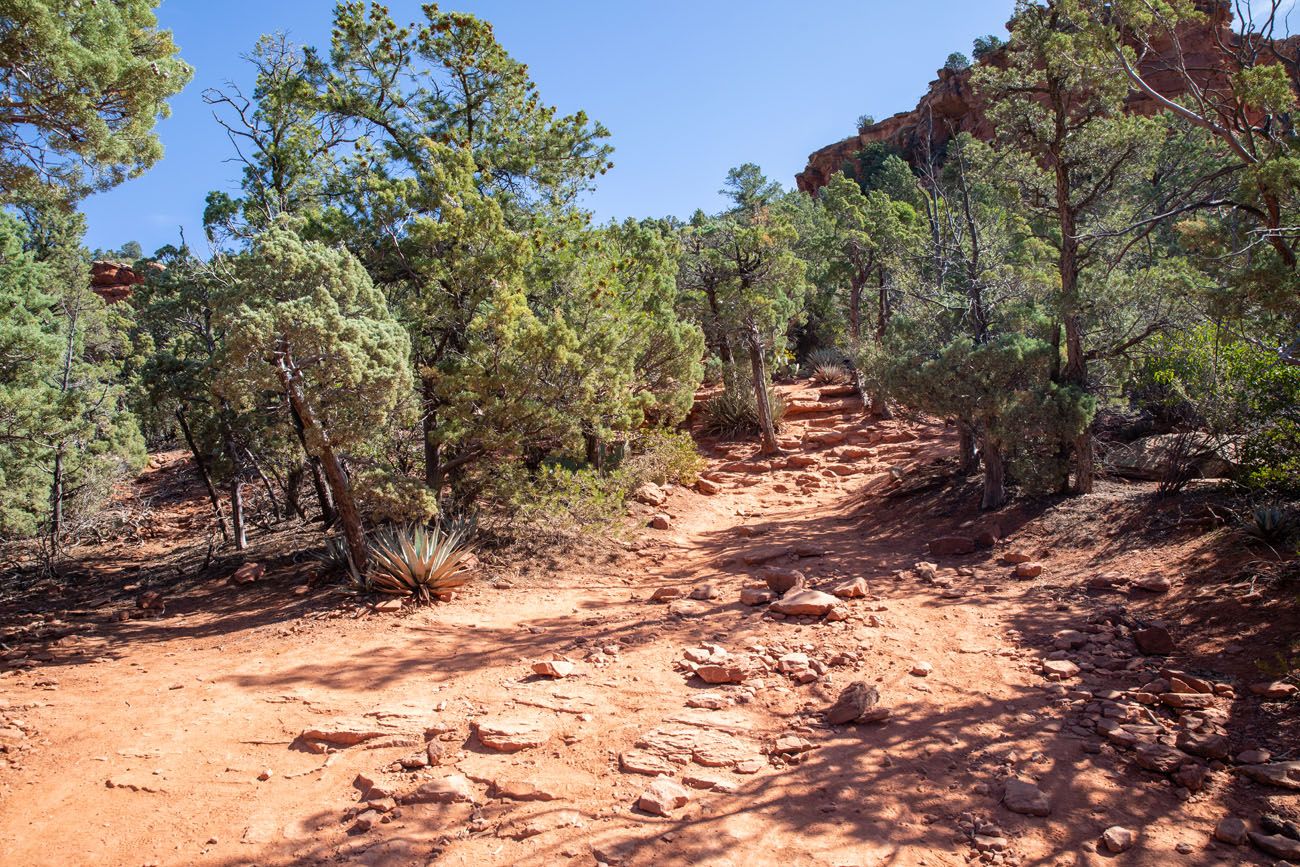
[944,52,971,72]
[0,0,191,203]
[622,429,705,488]
[367,523,475,603]
[1133,326,1300,491]
[698,383,787,439]
[1243,506,1292,545]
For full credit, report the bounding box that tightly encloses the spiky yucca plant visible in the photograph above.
[1244,507,1291,544]
[699,385,786,438]
[368,523,475,603]
[316,534,365,589]
[807,347,851,385]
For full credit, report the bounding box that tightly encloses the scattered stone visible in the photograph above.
[910,662,932,677]
[825,681,889,725]
[1133,575,1171,593]
[531,659,574,678]
[1014,562,1043,579]
[832,577,869,599]
[1134,743,1187,774]
[230,562,265,585]
[1214,817,1248,846]
[770,589,839,617]
[1042,659,1080,679]
[620,749,676,777]
[696,664,747,685]
[136,591,165,611]
[403,774,476,804]
[649,513,671,530]
[1101,826,1136,854]
[637,777,690,816]
[1000,551,1032,565]
[1261,813,1300,840]
[689,584,719,601]
[1133,626,1176,655]
[475,716,550,752]
[1248,832,1300,860]
[929,536,976,556]
[1161,692,1213,709]
[1176,730,1229,760]
[758,567,804,594]
[488,779,560,802]
[1236,749,1271,765]
[695,479,721,496]
[1001,778,1051,816]
[257,769,272,782]
[374,598,403,613]
[1249,681,1297,699]
[1239,762,1300,791]
[649,586,684,603]
[740,587,773,606]
[299,720,390,747]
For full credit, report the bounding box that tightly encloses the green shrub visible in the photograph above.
[698,383,786,438]
[622,429,704,487]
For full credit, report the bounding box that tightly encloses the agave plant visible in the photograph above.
[1244,506,1291,544]
[698,385,786,438]
[315,534,366,590]
[368,522,476,603]
[806,347,852,386]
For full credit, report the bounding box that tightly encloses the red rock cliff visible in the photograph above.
[796,0,1241,193]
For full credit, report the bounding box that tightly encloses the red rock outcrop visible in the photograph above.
[796,0,1246,193]
[90,261,148,303]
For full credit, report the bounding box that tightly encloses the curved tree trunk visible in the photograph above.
[957,421,979,475]
[176,407,230,541]
[746,325,781,456]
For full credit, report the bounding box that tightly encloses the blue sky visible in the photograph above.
[81,0,1015,255]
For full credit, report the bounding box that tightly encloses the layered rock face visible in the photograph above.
[796,0,1243,193]
[90,261,146,303]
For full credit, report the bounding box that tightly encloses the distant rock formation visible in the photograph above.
[90,261,153,303]
[796,0,1248,194]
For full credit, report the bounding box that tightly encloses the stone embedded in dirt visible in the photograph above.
[1133,574,1171,593]
[910,662,932,677]
[1101,826,1136,854]
[1261,813,1300,840]
[696,664,747,685]
[1236,749,1270,764]
[929,536,976,556]
[743,546,792,566]
[474,716,550,752]
[758,567,805,594]
[785,453,818,468]
[649,513,671,530]
[230,562,265,585]
[1086,573,1126,590]
[770,589,839,617]
[1013,562,1043,578]
[771,735,814,756]
[649,586,684,603]
[1134,742,1188,773]
[374,598,403,612]
[257,768,272,781]
[1175,730,1229,760]
[1041,659,1079,679]
[300,720,390,747]
[620,749,677,776]
[488,778,560,802]
[426,740,448,766]
[1249,681,1297,699]
[667,599,708,617]
[403,774,477,804]
[531,659,574,678]
[1133,626,1176,655]
[807,430,846,447]
[1173,763,1209,792]
[1214,817,1248,846]
[689,584,719,601]
[633,482,668,507]
[1053,629,1086,650]
[1160,692,1212,709]
[686,692,731,710]
[136,591,165,611]
[695,479,721,495]
[498,809,585,840]
[825,681,889,725]
[832,577,868,599]
[352,809,381,832]
[637,777,690,816]
[1000,551,1032,565]
[1249,832,1300,860]
[1001,778,1051,816]
[1239,761,1300,790]
[635,725,760,769]
[740,587,773,606]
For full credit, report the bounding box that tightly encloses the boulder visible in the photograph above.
[1248,832,1300,860]
[1133,626,1176,655]
[1001,778,1051,816]
[1042,659,1080,679]
[230,562,265,585]
[475,716,550,752]
[633,483,668,506]
[649,513,671,530]
[769,589,839,617]
[1249,681,1297,699]
[832,577,869,599]
[696,664,747,685]
[1214,817,1248,846]
[825,681,889,725]
[531,659,574,678]
[1134,742,1187,773]
[1101,826,1136,854]
[1239,761,1300,790]
[695,479,721,495]
[758,567,805,594]
[1104,433,1234,481]
[637,777,690,816]
[1133,574,1172,593]
[1013,562,1043,578]
[929,536,976,556]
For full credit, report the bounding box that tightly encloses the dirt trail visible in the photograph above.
[0,385,1291,866]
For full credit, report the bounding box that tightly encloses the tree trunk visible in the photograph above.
[288,399,336,525]
[584,428,605,471]
[277,355,367,575]
[176,407,230,541]
[246,448,281,521]
[49,447,64,565]
[421,377,441,491]
[218,422,247,550]
[849,272,864,343]
[746,325,781,456]
[285,464,306,520]
[957,422,979,475]
[981,436,1007,510]
[1056,145,1092,496]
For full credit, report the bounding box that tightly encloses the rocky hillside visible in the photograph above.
[796,0,1252,193]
